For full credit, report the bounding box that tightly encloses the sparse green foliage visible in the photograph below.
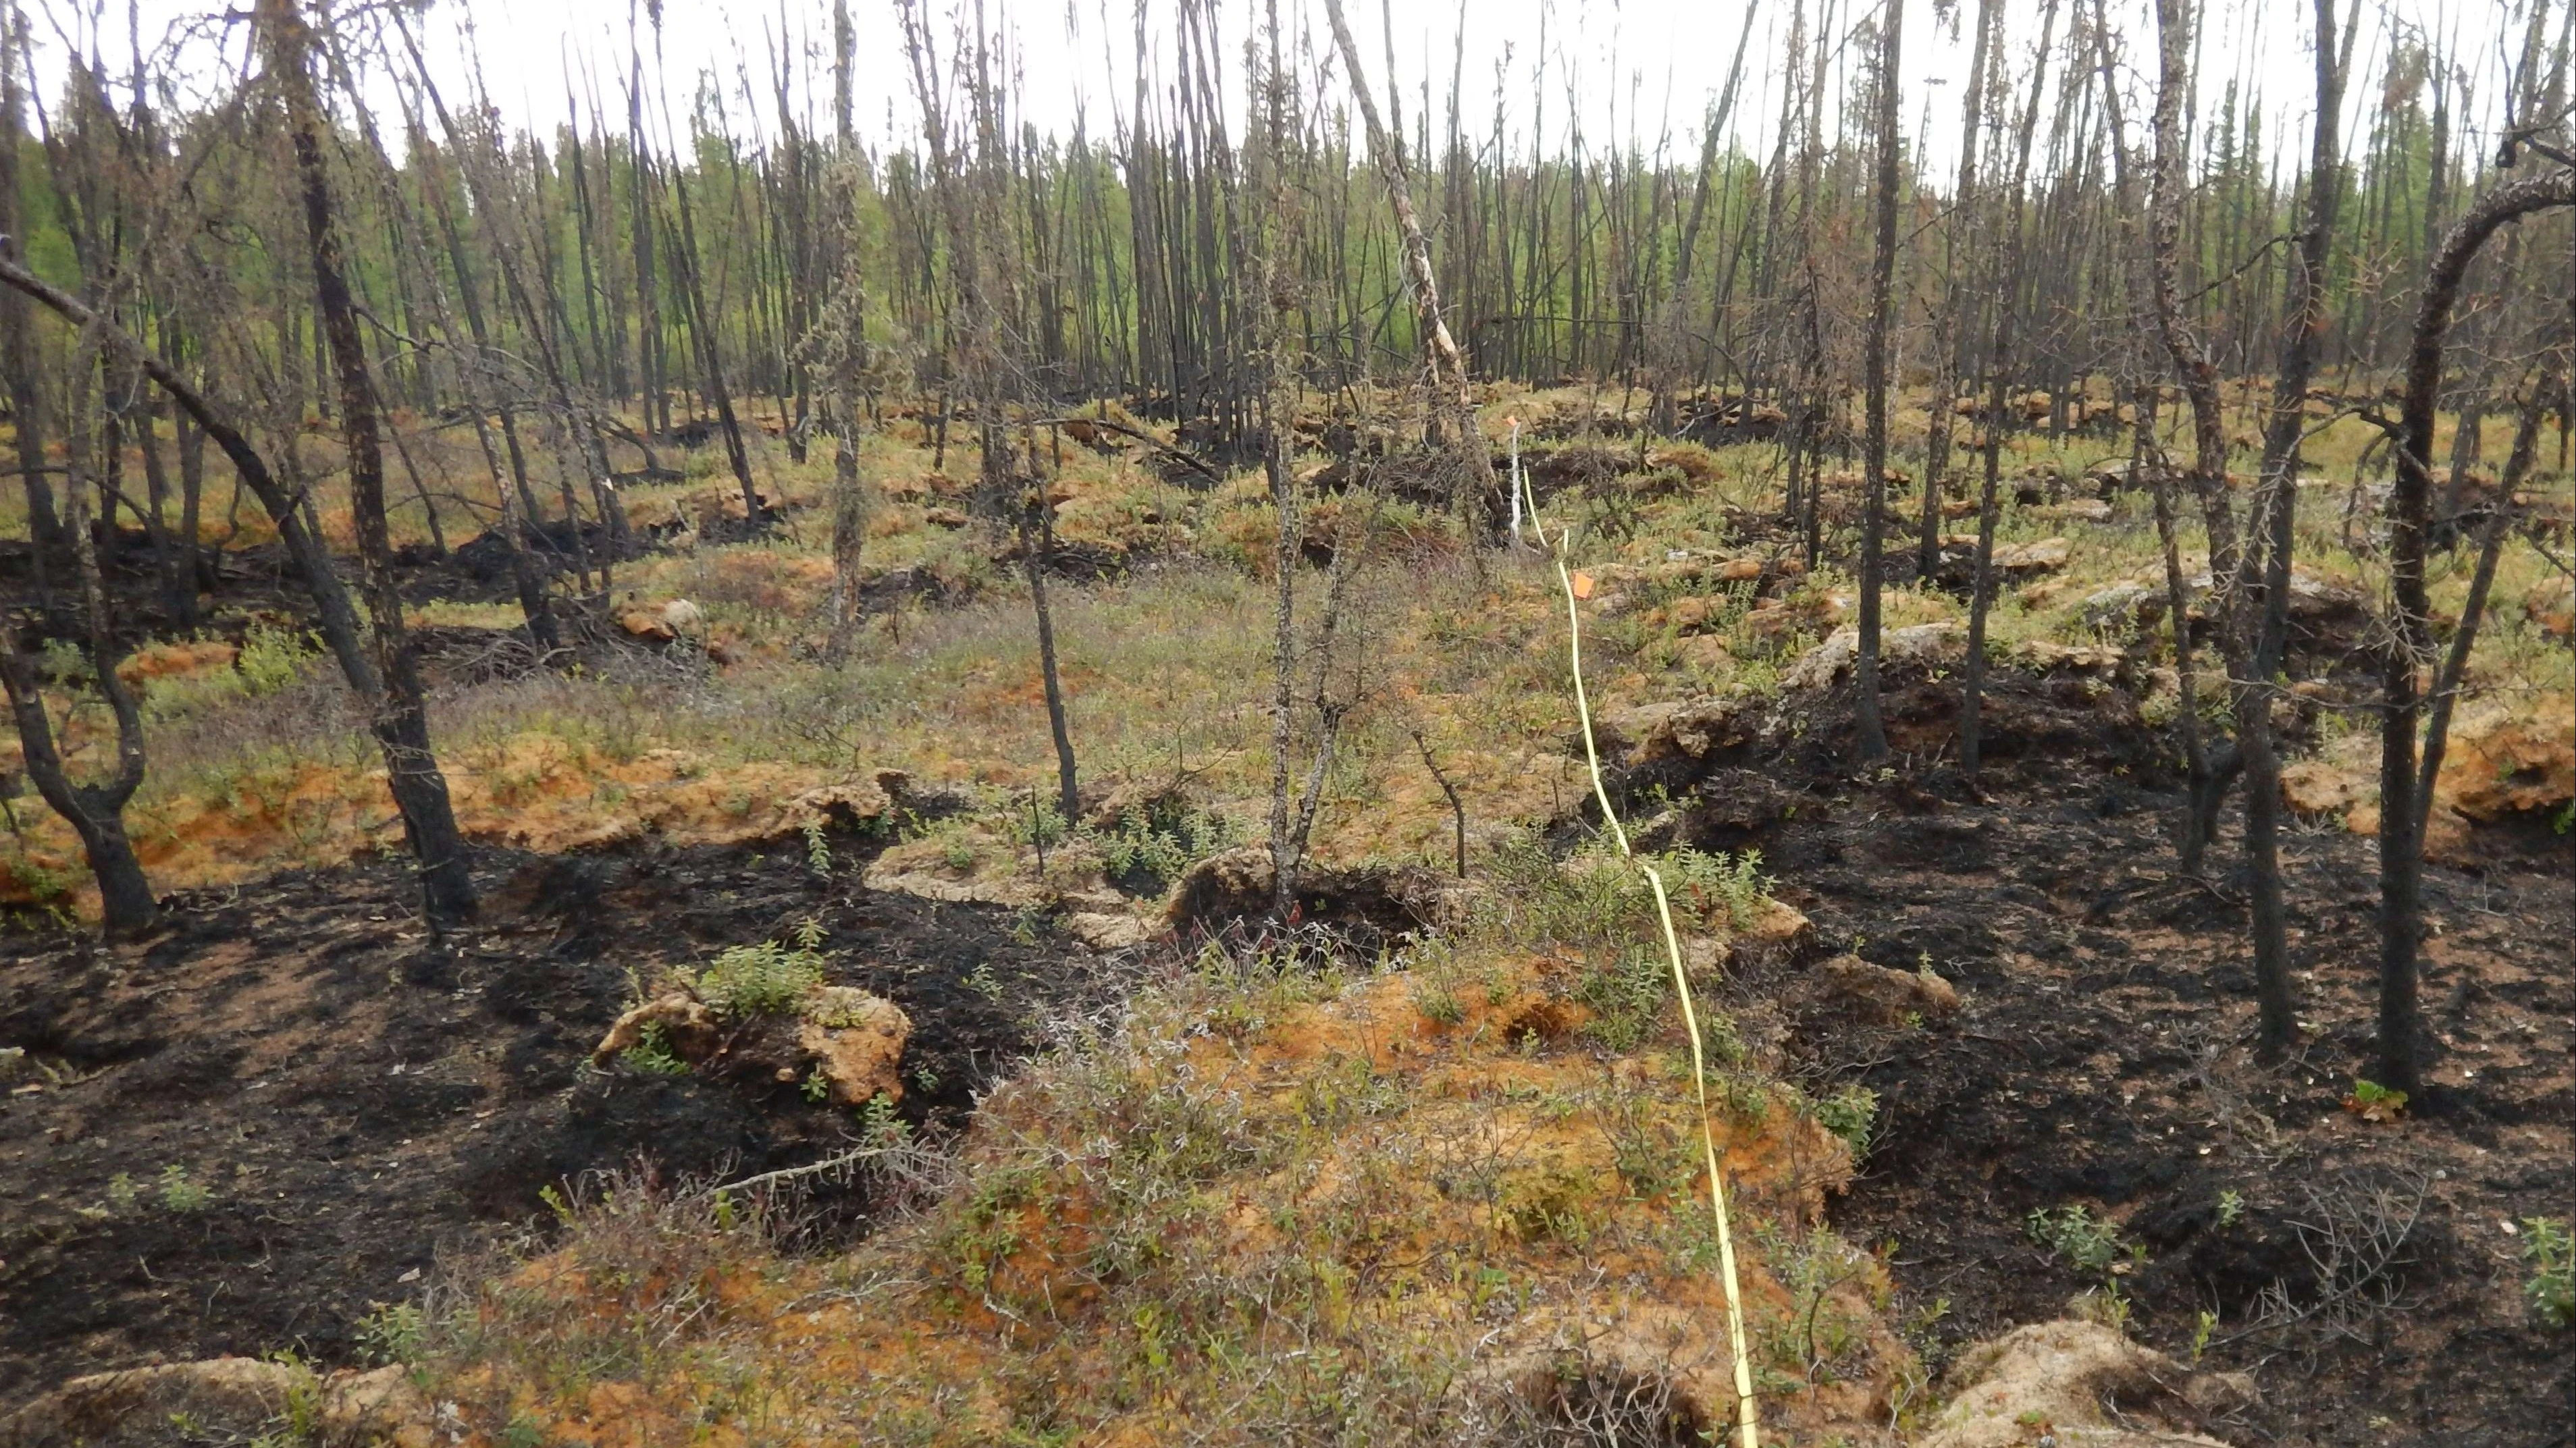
[1091,801,1236,895]
[359,1301,427,1366]
[690,939,826,1017]
[2523,1217,2574,1329]
[110,1165,209,1214]
[621,1023,691,1076]
[1573,946,1671,1052]
[2346,1077,2409,1120]
[1656,846,1772,931]
[1812,1084,1879,1156]
[860,1093,910,1148]
[235,624,315,696]
[2027,1204,2124,1276]
[1013,797,1071,851]
[157,1163,211,1212]
[1412,979,1465,1024]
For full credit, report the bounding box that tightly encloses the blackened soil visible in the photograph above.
[0,835,1130,1405]
[1658,668,2575,1448]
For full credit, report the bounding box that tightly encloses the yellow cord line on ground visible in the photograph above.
[1524,471,1760,1448]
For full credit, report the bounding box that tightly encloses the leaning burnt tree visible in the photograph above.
[0,325,156,936]
[1320,0,1498,543]
[258,0,475,926]
[2373,163,2574,1098]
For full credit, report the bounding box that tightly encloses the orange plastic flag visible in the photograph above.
[1571,570,1596,599]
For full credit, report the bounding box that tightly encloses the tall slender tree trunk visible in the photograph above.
[1922,0,1999,582]
[2377,167,2573,1097]
[1853,0,1906,763]
[670,169,764,528]
[261,0,475,926]
[399,126,559,648]
[2091,0,2207,872]
[2147,0,2241,876]
[1021,446,1080,826]
[2231,0,2346,1056]
[1962,0,2057,778]
[0,20,61,604]
[821,45,874,661]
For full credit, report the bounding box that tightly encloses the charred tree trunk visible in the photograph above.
[1020,444,1080,826]
[261,0,475,926]
[1,359,153,936]
[0,24,59,603]
[1321,0,1498,545]
[2147,0,2240,878]
[2416,377,2554,844]
[2377,166,2573,1097]
[2091,0,2209,868]
[1962,0,2057,778]
[1853,0,1906,764]
[2230,0,2345,1056]
[671,170,764,530]
[1923,0,1999,583]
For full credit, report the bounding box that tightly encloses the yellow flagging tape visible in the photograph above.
[1525,471,1761,1448]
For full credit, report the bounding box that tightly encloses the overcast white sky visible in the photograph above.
[30,0,2546,182]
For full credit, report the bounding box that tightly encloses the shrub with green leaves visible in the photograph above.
[1811,1084,1878,1156]
[2027,1204,2124,1276]
[1092,799,1236,895]
[236,623,316,695]
[1574,946,1670,1052]
[689,923,828,1017]
[157,1164,210,1212]
[1656,846,1772,931]
[2523,1216,2574,1329]
[622,1023,691,1076]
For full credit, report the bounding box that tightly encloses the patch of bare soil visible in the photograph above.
[1633,665,2573,1447]
[0,832,1130,1407]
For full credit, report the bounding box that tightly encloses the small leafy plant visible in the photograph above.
[2027,1204,2124,1276]
[357,1301,426,1366]
[234,622,316,695]
[690,920,829,1016]
[1093,801,1236,896]
[156,1164,209,1212]
[623,1023,691,1076]
[2523,1216,2573,1329]
[2344,1077,2408,1122]
[1574,946,1670,1052]
[1811,1083,1878,1156]
[1656,846,1772,932]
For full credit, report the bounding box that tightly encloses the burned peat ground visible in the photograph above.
[0,832,1132,1404]
[1646,666,2576,1447]
[3,649,2563,1445]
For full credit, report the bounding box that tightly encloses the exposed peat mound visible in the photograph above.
[0,832,1132,1406]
